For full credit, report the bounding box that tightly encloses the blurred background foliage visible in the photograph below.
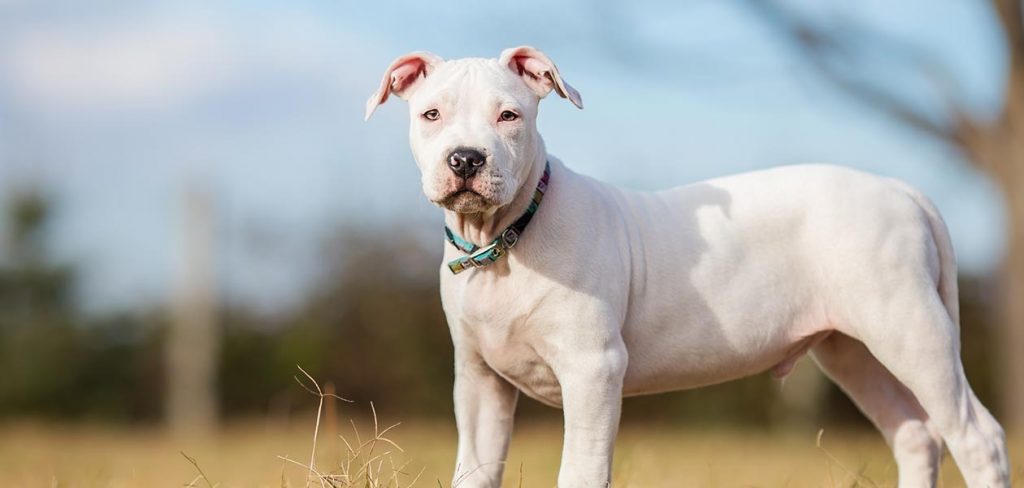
[0,189,1001,428]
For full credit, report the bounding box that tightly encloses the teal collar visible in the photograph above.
[444,161,551,274]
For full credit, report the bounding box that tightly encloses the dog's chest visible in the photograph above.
[480,337,563,407]
[456,295,564,407]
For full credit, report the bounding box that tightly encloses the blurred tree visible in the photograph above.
[304,226,454,418]
[0,191,74,319]
[746,0,1024,431]
[0,190,163,420]
[216,226,455,420]
[0,191,79,414]
[0,190,74,319]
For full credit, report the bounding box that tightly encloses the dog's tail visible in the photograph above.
[898,183,960,328]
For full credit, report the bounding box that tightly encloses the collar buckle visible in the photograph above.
[501,228,521,249]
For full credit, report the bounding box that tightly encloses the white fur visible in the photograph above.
[366,47,1010,488]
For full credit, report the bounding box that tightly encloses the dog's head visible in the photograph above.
[365,47,582,214]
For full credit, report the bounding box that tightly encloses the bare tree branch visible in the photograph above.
[992,0,1024,51]
[991,0,1024,133]
[743,0,994,168]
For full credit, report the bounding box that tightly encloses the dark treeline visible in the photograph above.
[0,191,1002,427]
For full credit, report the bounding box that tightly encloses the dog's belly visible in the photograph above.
[621,325,830,396]
[480,327,826,406]
[473,303,829,406]
[617,257,830,395]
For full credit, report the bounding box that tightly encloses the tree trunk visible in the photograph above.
[998,147,1024,433]
[1003,204,1024,434]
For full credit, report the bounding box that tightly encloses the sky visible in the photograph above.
[0,0,1010,313]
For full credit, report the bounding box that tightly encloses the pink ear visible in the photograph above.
[499,46,583,109]
[365,51,444,120]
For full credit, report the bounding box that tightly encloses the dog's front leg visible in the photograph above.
[452,351,519,488]
[555,346,627,488]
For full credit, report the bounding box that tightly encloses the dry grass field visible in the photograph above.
[1,414,1020,487]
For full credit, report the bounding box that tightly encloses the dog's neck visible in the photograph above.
[443,146,548,247]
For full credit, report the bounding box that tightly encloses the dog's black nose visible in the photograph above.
[447,149,486,178]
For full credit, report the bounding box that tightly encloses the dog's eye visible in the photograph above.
[422,109,440,121]
[499,110,519,122]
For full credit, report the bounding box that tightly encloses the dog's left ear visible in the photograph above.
[500,46,583,109]
[365,51,444,121]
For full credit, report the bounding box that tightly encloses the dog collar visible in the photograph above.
[444,161,550,274]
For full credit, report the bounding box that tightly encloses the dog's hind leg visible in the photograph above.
[817,186,1009,487]
[812,332,944,488]
[845,289,1009,487]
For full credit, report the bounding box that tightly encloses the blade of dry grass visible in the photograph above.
[181,451,215,488]
[294,365,351,488]
[816,429,880,488]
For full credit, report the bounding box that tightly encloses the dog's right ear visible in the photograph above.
[365,51,444,121]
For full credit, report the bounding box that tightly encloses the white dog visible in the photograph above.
[365,46,1010,488]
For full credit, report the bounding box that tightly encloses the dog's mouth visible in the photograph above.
[438,189,492,214]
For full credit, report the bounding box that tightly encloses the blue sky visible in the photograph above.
[0,0,1009,313]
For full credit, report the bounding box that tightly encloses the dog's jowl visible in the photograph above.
[365,46,1010,488]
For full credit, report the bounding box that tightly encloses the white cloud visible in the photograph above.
[0,4,386,115]
[1,7,237,111]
